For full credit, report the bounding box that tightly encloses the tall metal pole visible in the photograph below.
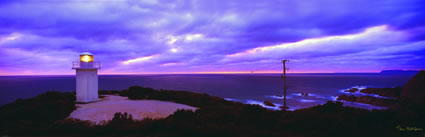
[281,60,289,109]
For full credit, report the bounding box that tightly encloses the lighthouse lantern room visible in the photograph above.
[72,52,100,103]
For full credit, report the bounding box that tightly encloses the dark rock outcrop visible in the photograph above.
[356,96,398,108]
[301,93,309,96]
[336,70,424,110]
[337,94,357,102]
[360,87,402,98]
[337,94,398,108]
[344,88,359,93]
[401,70,425,104]
[263,101,275,107]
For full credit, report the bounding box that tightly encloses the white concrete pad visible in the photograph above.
[69,95,197,124]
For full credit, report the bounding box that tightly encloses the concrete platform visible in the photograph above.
[68,95,197,124]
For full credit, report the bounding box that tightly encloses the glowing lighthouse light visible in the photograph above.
[72,52,100,103]
[80,54,93,62]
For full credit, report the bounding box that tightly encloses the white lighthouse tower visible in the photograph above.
[72,52,100,103]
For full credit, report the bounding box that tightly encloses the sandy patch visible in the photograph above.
[69,95,197,124]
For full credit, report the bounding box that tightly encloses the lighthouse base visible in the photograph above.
[76,69,99,103]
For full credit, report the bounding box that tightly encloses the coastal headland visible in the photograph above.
[0,71,424,137]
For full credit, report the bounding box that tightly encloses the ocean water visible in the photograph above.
[0,73,415,110]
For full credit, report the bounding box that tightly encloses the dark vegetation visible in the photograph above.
[121,86,244,109]
[401,71,425,104]
[0,92,76,135]
[1,71,425,137]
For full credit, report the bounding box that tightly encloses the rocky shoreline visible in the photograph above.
[338,71,425,110]
[359,87,401,98]
[337,94,398,108]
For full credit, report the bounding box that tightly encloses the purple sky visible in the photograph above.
[0,0,424,75]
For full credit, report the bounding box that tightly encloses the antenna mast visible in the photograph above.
[281,60,289,110]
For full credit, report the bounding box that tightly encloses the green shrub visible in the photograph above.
[126,86,156,99]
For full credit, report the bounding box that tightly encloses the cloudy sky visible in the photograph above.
[0,0,424,75]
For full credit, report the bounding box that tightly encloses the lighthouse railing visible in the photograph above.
[72,61,101,69]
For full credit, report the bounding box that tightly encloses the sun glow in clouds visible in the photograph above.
[0,33,21,43]
[167,35,178,45]
[166,33,204,45]
[227,25,390,57]
[161,62,184,66]
[185,34,203,41]
[122,55,159,65]
[170,48,179,53]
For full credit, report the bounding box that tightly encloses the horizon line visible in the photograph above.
[0,71,388,76]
